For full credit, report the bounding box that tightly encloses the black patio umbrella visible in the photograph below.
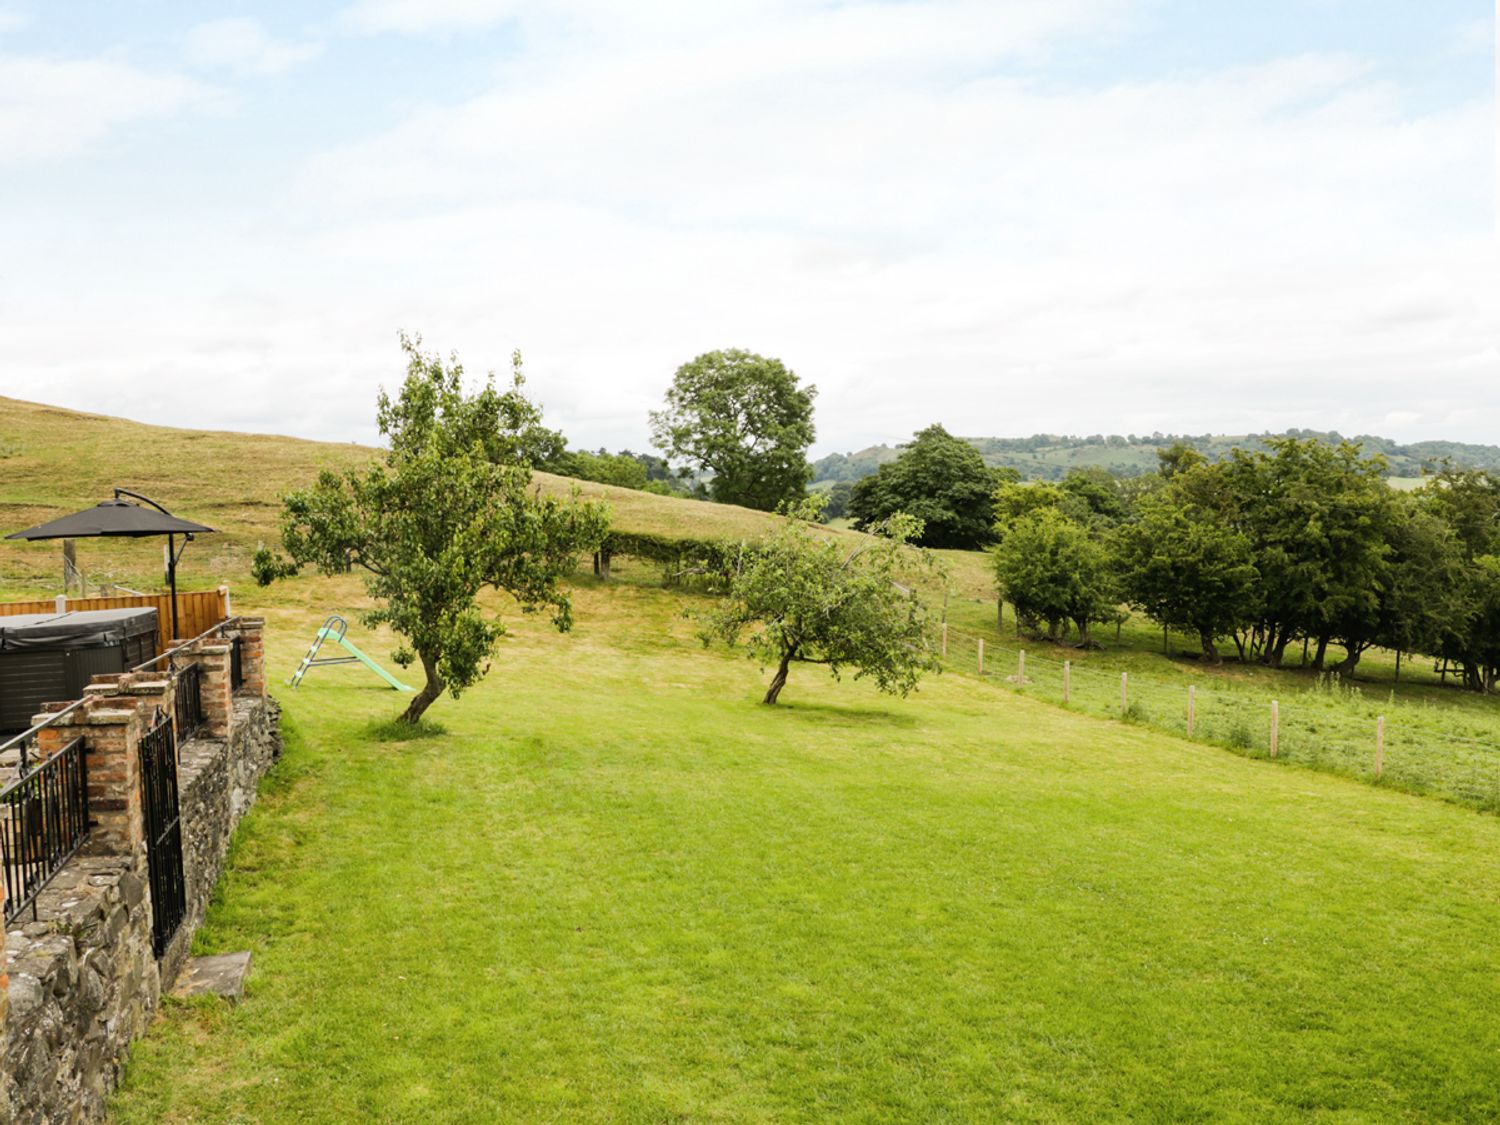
[6,489,216,641]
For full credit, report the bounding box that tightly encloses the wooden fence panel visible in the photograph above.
[0,587,230,655]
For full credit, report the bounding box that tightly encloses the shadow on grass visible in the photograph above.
[772,699,920,729]
[365,717,449,742]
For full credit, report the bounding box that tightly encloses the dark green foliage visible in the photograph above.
[253,335,610,723]
[820,481,854,521]
[848,425,1011,549]
[1220,438,1394,669]
[1113,470,1259,663]
[649,349,817,511]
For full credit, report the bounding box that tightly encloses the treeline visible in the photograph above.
[988,440,1500,693]
[812,430,1500,486]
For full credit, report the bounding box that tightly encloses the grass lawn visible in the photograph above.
[110,570,1500,1122]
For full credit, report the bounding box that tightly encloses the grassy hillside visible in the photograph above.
[108,569,1500,1121]
[0,396,993,600]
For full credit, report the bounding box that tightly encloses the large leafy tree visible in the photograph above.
[254,336,610,723]
[1420,468,1500,691]
[1112,468,1259,663]
[649,349,817,511]
[698,500,942,704]
[848,424,1013,549]
[1220,437,1393,667]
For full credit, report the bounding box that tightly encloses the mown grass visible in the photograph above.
[107,569,1500,1122]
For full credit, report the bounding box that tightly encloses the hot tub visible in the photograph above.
[0,608,160,733]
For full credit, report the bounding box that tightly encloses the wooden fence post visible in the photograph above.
[977,638,984,675]
[1063,661,1070,704]
[1120,672,1128,717]
[1187,685,1195,738]
[941,622,948,658]
[1018,650,1025,684]
[1375,716,1385,779]
[1270,701,1279,759]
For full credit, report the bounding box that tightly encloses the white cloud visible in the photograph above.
[1,2,1495,453]
[339,0,523,35]
[185,18,323,76]
[0,53,211,165]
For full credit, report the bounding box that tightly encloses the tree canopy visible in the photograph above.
[992,507,1114,645]
[649,349,817,512]
[254,335,610,723]
[848,425,1012,549]
[697,500,942,704]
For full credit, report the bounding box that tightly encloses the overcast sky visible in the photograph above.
[1,1,1495,456]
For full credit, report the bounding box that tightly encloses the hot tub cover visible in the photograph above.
[0,608,159,651]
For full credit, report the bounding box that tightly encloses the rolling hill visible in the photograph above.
[814,429,1500,485]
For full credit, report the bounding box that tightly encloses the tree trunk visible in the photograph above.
[763,649,795,704]
[1394,649,1401,683]
[1329,644,1361,677]
[1199,629,1221,664]
[1311,633,1330,671]
[400,651,445,724]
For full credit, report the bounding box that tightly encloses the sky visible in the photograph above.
[0,1,1495,457]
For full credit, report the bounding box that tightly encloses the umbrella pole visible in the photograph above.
[168,533,180,641]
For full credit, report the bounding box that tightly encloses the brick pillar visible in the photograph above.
[34,698,147,857]
[235,617,268,698]
[186,644,233,739]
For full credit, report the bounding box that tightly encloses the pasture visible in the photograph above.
[108,568,1500,1121]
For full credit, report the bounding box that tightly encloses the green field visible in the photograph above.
[109,568,1500,1121]
[6,396,1500,1119]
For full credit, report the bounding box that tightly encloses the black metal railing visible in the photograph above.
[1,735,91,923]
[173,660,205,741]
[139,712,186,956]
[229,634,245,692]
[133,615,244,675]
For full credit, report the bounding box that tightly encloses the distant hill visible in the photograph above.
[813,430,1500,485]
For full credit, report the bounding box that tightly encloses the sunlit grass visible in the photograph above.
[108,574,1500,1122]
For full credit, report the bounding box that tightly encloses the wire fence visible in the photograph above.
[938,621,1500,814]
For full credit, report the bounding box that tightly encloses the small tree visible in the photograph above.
[649,349,817,511]
[254,336,610,724]
[992,508,1113,644]
[699,500,941,704]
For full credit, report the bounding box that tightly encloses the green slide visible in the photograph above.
[288,615,414,691]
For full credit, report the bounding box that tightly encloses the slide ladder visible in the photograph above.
[288,615,414,691]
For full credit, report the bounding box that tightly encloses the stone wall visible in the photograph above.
[161,695,281,985]
[2,854,159,1124]
[1,617,276,1124]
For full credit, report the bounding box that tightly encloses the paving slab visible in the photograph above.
[171,951,252,1001]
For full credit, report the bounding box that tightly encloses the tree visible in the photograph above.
[820,481,854,521]
[1219,438,1392,667]
[254,335,610,724]
[992,508,1114,644]
[848,425,1012,549]
[1113,474,1259,663]
[1419,468,1500,691]
[649,349,816,511]
[697,500,941,704]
